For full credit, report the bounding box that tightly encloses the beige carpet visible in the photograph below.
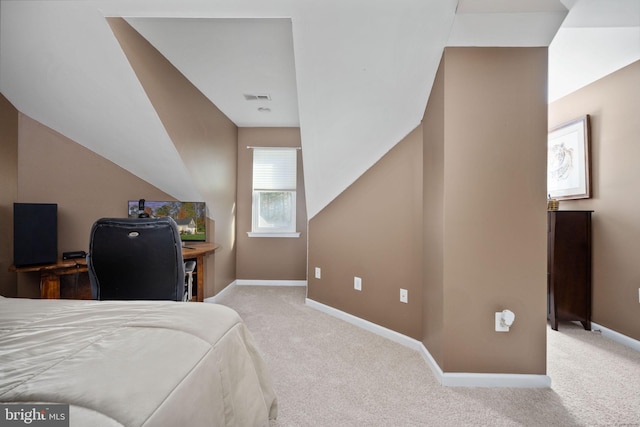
[212,285,640,426]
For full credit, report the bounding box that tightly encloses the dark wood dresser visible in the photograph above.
[547,210,593,331]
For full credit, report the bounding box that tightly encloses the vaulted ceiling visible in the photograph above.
[1,0,638,218]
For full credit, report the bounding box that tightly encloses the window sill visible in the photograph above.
[247,232,301,238]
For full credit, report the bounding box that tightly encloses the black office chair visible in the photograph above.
[87,217,186,301]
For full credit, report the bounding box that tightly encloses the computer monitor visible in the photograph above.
[127,200,206,242]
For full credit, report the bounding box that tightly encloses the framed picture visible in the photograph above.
[547,115,591,200]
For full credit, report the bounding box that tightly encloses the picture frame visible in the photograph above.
[547,115,591,200]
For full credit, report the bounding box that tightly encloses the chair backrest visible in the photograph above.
[88,217,185,301]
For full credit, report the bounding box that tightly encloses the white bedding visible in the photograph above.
[0,297,277,426]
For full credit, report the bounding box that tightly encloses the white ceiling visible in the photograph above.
[126,17,300,128]
[1,0,638,218]
[548,0,640,102]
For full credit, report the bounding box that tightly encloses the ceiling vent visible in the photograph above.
[244,93,271,101]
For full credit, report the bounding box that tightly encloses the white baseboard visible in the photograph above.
[592,322,640,353]
[306,297,551,388]
[236,280,307,287]
[206,280,307,303]
[204,280,238,304]
[305,298,425,352]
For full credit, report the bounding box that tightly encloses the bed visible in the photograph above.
[0,296,278,426]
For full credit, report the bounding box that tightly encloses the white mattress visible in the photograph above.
[0,297,277,426]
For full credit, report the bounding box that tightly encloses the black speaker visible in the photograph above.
[13,203,58,267]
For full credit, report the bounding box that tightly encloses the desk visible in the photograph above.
[9,258,88,299]
[180,242,218,302]
[10,242,218,302]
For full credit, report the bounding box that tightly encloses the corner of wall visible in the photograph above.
[0,94,19,297]
[423,47,548,375]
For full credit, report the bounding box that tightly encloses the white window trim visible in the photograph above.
[250,147,299,237]
[247,231,301,238]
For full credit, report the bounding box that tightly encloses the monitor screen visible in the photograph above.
[128,200,206,242]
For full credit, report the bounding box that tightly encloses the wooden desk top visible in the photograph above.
[9,242,219,273]
[181,242,219,258]
[9,258,88,274]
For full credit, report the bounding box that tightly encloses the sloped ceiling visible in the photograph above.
[1,0,638,218]
[549,0,640,102]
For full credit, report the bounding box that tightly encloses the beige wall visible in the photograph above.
[108,18,238,296]
[16,113,173,297]
[423,47,548,374]
[236,128,307,281]
[0,94,19,297]
[308,127,423,339]
[549,61,640,341]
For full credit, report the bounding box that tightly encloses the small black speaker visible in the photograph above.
[13,203,58,267]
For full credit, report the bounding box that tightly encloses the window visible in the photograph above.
[250,148,299,237]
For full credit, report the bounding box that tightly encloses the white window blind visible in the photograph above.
[253,148,297,191]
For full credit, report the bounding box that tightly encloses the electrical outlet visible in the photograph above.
[354,276,362,291]
[400,288,408,303]
[315,267,321,279]
[495,312,509,332]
